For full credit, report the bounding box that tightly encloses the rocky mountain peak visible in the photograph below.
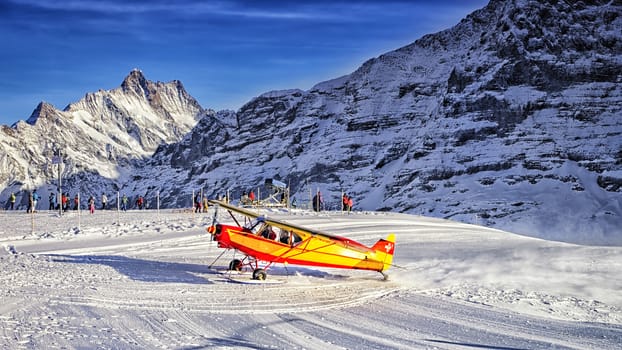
[121,68,150,96]
[26,101,58,125]
[0,69,205,208]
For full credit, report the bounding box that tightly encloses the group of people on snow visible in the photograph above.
[4,190,148,213]
[240,190,256,206]
[311,191,355,212]
[5,187,356,213]
[194,193,209,213]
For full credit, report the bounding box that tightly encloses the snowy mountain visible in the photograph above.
[1,0,621,245]
[142,0,622,244]
[0,69,206,207]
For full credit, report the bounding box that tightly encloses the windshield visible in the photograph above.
[244,217,265,233]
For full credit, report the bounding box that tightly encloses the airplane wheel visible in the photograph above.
[252,268,267,280]
[229,259,242,271]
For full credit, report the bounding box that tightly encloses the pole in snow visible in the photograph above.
[52,150,62,217]
[77,192,81,232]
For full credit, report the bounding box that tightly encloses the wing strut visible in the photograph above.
[208,248,229,269]
[226,209,242,227]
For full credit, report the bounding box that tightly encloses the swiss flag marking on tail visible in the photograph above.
[373,238,395,255]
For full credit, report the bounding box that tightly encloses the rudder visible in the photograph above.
[372,233,395,271]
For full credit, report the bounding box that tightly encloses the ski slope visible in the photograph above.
[0,208,620,349]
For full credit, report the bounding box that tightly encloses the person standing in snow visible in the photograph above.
[136,195,144,210]
[26,191,33,213]
[240,192,249,205]
[32,189,39,212]
[219,193,229,204]
[62,193,69,211]
[312,191,323,212]
[88,196,95,214]
[202,196,209,213]
[195,193,202,213]
[9,192,16,210]
[121,194,128,211]
[49,192,56,210]
[73,194,79,210]
[342,193,349,212]
[101,193,108,210]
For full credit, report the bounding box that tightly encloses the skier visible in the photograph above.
[101,193,108,210]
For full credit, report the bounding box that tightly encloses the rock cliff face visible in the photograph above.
[144,0,622,244]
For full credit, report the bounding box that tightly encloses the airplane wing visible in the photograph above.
[209,200,350,243]
[209,200,262,220]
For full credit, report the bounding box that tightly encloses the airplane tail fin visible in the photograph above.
[372,233,395,272]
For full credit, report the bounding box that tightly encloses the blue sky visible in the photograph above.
[0,0,488,125]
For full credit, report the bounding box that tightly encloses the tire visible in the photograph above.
[228,259,242,271]
[252,268,267,280]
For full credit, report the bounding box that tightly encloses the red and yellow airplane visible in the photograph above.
[206,200,396,280]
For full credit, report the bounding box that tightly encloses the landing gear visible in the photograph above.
[227,257,270,280]
[252,268,267,281]
[229,259,242,271]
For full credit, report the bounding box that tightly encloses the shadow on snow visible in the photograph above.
[47,254,339,284]
[49,254,218,284]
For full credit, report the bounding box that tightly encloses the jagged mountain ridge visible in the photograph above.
[0,69,206,206]
[1,0,620,245]
[141,0,622,244]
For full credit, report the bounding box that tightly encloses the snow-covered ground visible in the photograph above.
[0,208,620,349]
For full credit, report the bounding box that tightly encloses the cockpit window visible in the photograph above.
[245,216,266,234]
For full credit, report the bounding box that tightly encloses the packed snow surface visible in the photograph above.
[0,208,620,349]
